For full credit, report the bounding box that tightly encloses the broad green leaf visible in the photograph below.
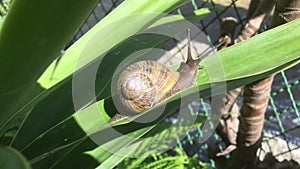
[199,18,300,82]
[38,8,210,89]
[7,0,196,167]
[0,146,31,169]
[0,1,205,137]
[91,115,205,169]
[95,143,141,169]
[61,129,150,169]
[77,19,300,132]
[7,2,300,168]
[0,0,100,132]
[29,138,97,169]
[1,6,211,142]
[11,17,300,168]
[7,3,209,149]
[49,113,205,169]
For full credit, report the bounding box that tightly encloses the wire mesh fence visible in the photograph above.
[68,0,300,168]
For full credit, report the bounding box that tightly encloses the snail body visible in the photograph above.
[115,29,205,115]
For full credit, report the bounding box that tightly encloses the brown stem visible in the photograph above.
[235,0,276,43]
[270,0,300,28]
[225,77,273,169]
[216,88,242,147]
[226,0,300,168]
[218,0,276,157]
[238,77,274,146]
[215,0,274,150]
[236,0,300,152]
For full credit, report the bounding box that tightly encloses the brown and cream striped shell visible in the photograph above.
[116,60,180,114]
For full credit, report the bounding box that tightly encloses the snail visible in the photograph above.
[112,29,216,121]
[116,60,180,114]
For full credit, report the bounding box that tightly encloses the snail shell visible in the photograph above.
[116,60,180,114]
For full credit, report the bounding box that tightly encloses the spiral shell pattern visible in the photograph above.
[117,60,179,114]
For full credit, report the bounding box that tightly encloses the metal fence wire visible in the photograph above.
[70,0,300,168]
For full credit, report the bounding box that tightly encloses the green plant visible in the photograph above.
[114,117,213,169]
[117,147,212,169]
[0,0,300,169]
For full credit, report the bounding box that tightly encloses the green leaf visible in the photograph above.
[0,0,100,132]
[6,0,197,168]
[6,2,300,169]
[0,146,31,169]
[38,8,210,89]
[6,1,207,149]
[1,1,206,137]
[199,19,300,82]
[92,114,205,169]
[0,1,202,138]
[94,144,142,169]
